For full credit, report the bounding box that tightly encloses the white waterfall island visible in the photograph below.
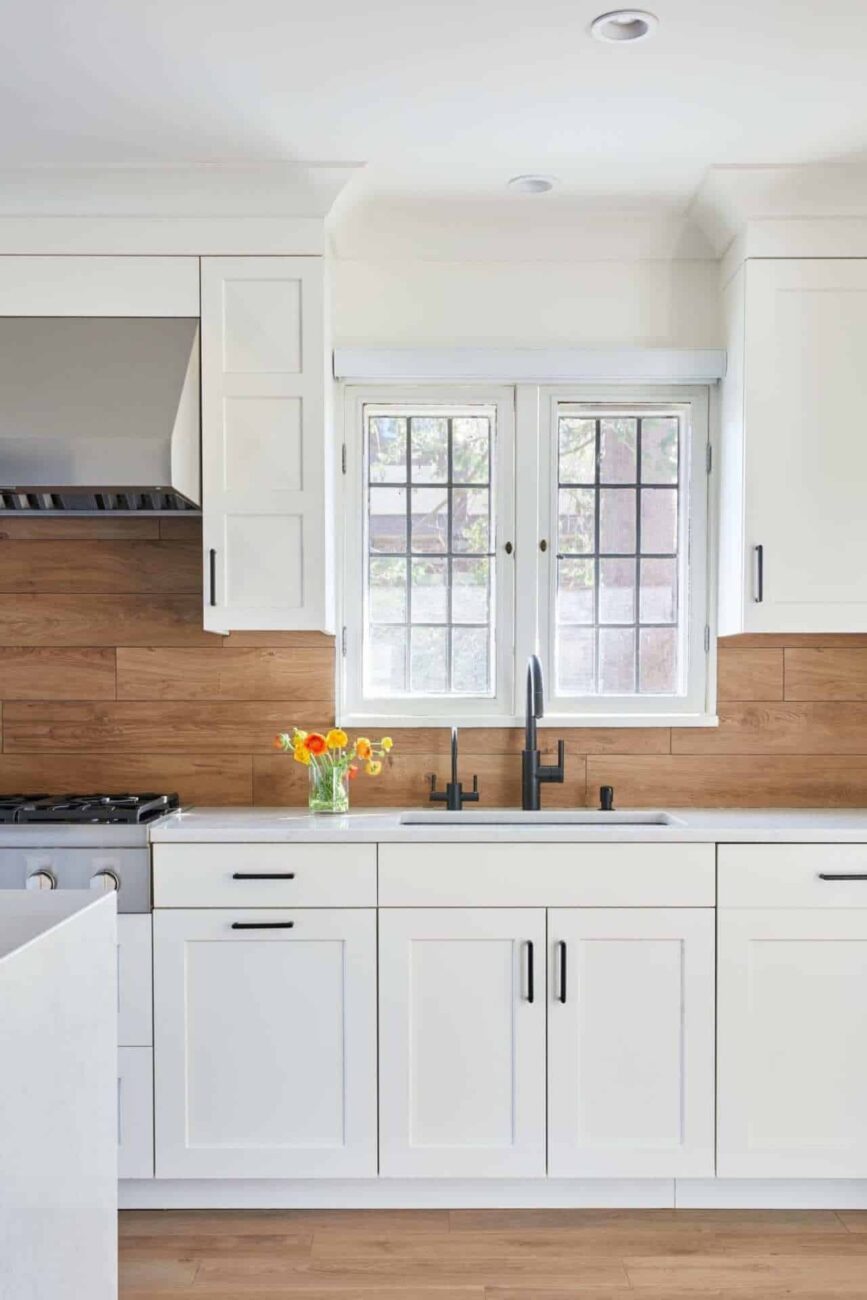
[0,891,118,1300]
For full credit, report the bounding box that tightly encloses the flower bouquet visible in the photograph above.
[274,727,394,814]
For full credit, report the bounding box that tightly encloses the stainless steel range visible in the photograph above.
[0,793,180,912]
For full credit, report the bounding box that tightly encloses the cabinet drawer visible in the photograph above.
[379,843,714,907]
[118,1047,154,1180]
[153,843,376,907]
[719,845,867,907]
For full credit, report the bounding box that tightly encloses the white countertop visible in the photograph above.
[151,806,867,844]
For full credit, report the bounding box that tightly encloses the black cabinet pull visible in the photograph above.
[231,921,295,930]
[557,940,567,1004]
[232,872,295,880]
[209,548,217,607]
[818,873,867,881]
[754,544,764,603]
[525,940,535,1003]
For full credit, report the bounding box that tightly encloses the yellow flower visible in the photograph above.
[356,737,372,760]
[326,728,348,750]
[381,736,393,753]
[293,743,311,766]
[293,728,308,741]
[366,760,383,777]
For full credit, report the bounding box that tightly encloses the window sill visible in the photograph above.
[337,712,720,730]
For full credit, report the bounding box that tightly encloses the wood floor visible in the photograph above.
[119,1207,867,1297]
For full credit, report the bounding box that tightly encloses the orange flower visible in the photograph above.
[304,732,327,756]
[355,737,372,760]
[347,765,359,780]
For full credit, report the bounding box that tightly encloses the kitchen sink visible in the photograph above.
[399,810,685,826]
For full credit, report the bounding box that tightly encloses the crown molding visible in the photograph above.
[0,162,364,219]
[691,163,867,258]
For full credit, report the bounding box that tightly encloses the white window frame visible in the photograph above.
[532,384,714,725]
[338,384,516,727]
[338,381,716,728]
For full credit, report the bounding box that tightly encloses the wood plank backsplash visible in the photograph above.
[1,515,866,808]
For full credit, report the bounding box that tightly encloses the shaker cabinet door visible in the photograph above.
[718,906,867,1177]
[200,256,332,632]
[548,908,715,1178]
[379,907,546,1178]
[154,908,377,1178]
[738,258,867,632]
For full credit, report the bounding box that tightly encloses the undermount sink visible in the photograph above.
[399,810,685,827]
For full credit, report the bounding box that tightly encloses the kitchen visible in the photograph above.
[4,1,867,1297]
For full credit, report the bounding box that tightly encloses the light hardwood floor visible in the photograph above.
[119,1207,867,1296]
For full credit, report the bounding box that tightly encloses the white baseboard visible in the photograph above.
[119,1178,674,1210]
[120,1177,867,1211]
[676,1179,867,1209]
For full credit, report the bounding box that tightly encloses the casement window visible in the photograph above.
[339,384,713,727]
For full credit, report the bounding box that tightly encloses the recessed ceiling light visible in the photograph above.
[508,174,556,194]
[590,9,658,42]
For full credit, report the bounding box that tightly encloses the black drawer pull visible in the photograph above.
[231,921,295,930]
[525,940,535,1004]
[232,872,295,880]
[818,873,867,881]
[557,940,567,1004]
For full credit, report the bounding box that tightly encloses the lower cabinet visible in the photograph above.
[379,908,547,1177]
[118,1047,155,1179]
[718,906,867,1177]
[153,907,377,1178]
[548,908,715,1177]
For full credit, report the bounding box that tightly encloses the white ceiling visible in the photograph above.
[4,0,867,214]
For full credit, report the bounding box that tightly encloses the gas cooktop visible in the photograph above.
[0,793,180,825]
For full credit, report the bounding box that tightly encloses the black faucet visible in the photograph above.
[521,654,565,810]
[429,727,480,811]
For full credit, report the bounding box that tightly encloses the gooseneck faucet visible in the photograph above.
[521,654,565,810]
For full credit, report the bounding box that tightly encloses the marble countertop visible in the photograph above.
[151,806,867,844]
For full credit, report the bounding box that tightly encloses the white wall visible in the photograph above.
[330,198,722,350]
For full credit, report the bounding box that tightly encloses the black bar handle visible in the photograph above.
[557,940,567,1003]
[232,872,295,880]
[231,921,295,930]
[754,544,764,603]
[525,940,535,1003]
[818,873,867,881]
[209,548,217,607]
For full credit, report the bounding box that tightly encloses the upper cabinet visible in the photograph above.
[719,258,867,633]
[200,256,333,633]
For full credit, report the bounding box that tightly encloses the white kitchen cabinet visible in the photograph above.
[118,1047,154,1179]
[720,258,867,633]
[153,908,376,1178]
[378,907,546,1178]
[718,904,867,1177]
[117,914,152,1047]
[548,908,715,1178]
[200,255,333,633]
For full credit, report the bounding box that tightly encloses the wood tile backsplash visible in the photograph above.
[1,516,866,808]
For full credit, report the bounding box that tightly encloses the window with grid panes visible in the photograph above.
[364,406,497,698]
[555,408,683,696]
[341,384,711,727]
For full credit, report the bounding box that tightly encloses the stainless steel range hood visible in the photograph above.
[0,317,200,514]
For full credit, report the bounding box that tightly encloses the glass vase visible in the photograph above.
[308,762,349,814]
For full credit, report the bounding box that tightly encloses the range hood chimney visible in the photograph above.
[0,316,200,514]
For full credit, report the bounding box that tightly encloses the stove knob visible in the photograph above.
[90,870,120,894]
[26,870,57,891]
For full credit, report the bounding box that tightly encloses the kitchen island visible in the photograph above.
[0,891,117,1300]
